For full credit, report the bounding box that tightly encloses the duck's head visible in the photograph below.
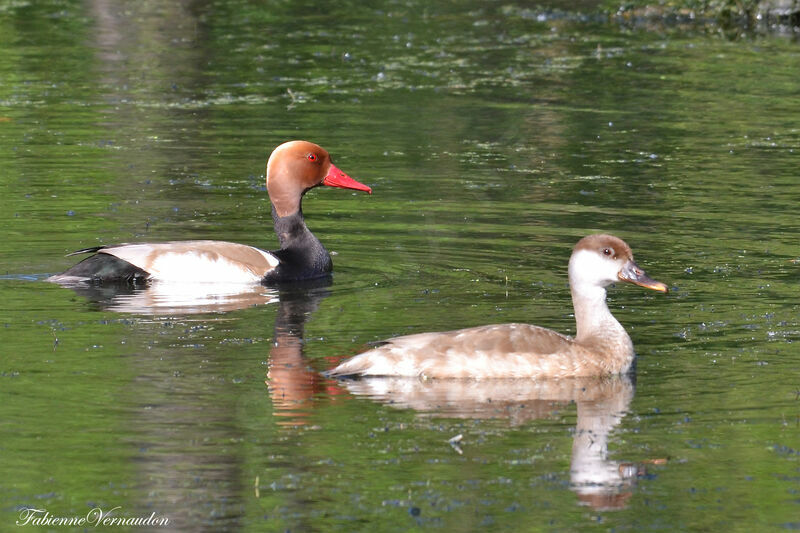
[266,140,372,217]
[568,234,668,293]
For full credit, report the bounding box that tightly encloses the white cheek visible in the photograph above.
[569,250,619,285]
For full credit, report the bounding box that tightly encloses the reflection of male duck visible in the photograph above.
[338,374,656,510]
[265,280,332,426]
[53,281,279,314]
[53,273,333,427]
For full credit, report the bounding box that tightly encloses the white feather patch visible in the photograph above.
[147,252,264,283]
[102,242,279,283]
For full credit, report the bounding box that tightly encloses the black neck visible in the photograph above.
[263,206,332,283]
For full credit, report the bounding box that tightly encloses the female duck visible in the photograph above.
[48,141,371,285]
[327,234,667,379]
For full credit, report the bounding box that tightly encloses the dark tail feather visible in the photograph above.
[66,246,108,257]
[50,253,149,284]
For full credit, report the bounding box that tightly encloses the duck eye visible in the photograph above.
[307,153,318,162]
[602,248,612,256]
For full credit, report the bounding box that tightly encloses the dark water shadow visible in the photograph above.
[337,373,663,511]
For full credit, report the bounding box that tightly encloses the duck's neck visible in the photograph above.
[264,205,332,283]
[570,281,634,370]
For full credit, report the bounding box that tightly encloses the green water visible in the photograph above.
[1,1,799,531]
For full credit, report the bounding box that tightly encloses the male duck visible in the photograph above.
[49,141,371,285]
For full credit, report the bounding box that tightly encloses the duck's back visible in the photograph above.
[327,323,611,379]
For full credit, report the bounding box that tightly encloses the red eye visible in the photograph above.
[307,153,317,162]
[603,248,612,256]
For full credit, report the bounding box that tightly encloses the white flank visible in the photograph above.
[103,242,279,283]
[147,252,266,283]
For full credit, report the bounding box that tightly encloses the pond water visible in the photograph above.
[1,1,799,531]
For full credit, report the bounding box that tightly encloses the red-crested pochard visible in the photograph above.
[48,141,371,285]
[327,234,668,379]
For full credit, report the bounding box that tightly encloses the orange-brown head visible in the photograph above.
[265,140,372,217]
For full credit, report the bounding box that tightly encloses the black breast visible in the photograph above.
[262,210,332,284]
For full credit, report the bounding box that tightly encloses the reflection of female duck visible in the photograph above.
[339,374,646,510]
[328,235,667,379]
[49,141,371,285]
[568,376,639,510]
